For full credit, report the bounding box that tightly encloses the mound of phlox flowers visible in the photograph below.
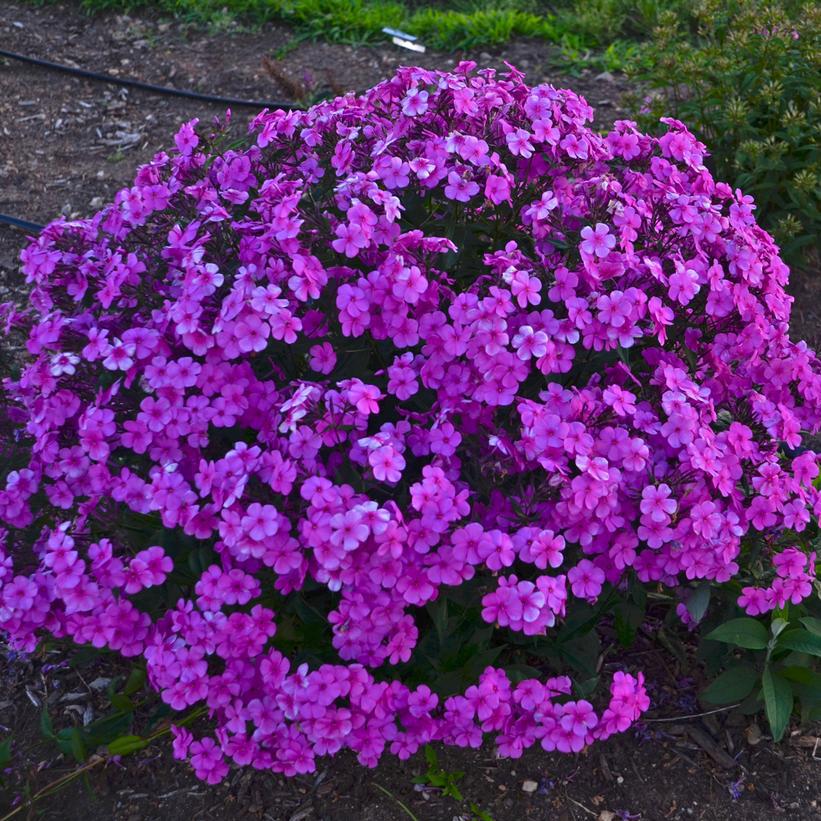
[1,63,820,782]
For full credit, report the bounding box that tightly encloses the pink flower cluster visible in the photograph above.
[1,63,819,781]
[738,547,817,615]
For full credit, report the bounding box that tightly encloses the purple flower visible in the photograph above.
[0,63,817,789]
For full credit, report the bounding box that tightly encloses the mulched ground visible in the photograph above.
[2,631,820,821]
[0,2,819,819]
[0,0,632,292]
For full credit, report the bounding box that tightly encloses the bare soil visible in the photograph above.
[0,2,819,819]
[0,1,632,290]
[2,633,820,821]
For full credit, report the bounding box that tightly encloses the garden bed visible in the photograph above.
[0,3,819,820]
[3,628,819,820]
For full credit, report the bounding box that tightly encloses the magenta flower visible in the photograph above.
[737,586,774,616]
[506,128,535,158]
[0,63,817,788]
[345,380,383,415]
[640,484,677,523]
[559,699,598,736]
[369,445,405,483]
[444,171,480,202]
[309,342,337,375]
[580,223,616,259]
[242,503,280,541]
[401,88,429,117]
[560,132,589,159]
[568,560,605,601]
[512,325,549,360]
[485,174,511,205]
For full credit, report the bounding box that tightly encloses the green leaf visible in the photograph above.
[423,743,437,771]
[426,598,448,647]
[40,710,55,739]
[470,804,495,821]
[559,629,601,676]
[504,663,542,684]
[122,667,147,696]
[445,783,463,801]
[83,712,132,747]
[68,728,87,763]
[776,629,821,658]
[686,584,711,623]
[779,665,821,687]
[705,617,768,649]
[780,666,821,709]
[702,664,758,704]
[107,734,149,756]
[0,737,11,768]
[574,675,600,700]
[615,601,644,647]
[110,694,135,714]
[69,645,106,669]
[762,667,793,742]
[800,617,821,638]
[55,729,74,757]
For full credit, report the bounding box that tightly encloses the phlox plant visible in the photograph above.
[1,63,820,784]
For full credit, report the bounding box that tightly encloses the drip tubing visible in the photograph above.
[0,213,46,233]
[0,47,302,110]
[0,46,305,233]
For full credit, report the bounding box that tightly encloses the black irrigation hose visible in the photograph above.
[0,48,303,111]
[0,213,45,233]
[0,48,305,233]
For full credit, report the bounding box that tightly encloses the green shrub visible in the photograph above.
[551,0,691,46]
[632,0,820,268]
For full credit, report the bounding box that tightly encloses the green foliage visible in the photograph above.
[470,804,496,821]
[106,734,150,755]
[61,0,561,50]
[405,5,558,52]
[414,744,465,801]
[413,744,495,819]
[0,736,12,777]
[31,0,686,55]
[701,663,759,703]
[705,617,769,649]
[37,658,164,761]
[700,603,821,741]
[551,0,691,46]
[35,656,205,772]
[762,665,793,740]
[631,0,820,268]
[39,678,139,763]
[685,584,711,623]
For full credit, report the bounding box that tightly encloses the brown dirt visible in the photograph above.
[1,2,820,819]
[2,635,820,821]
[0,1,632,296]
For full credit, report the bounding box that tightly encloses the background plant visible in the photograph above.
[27,0,652,56]
[695,542,821,741]
[630,0,820,269]
[700,612,821,739]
